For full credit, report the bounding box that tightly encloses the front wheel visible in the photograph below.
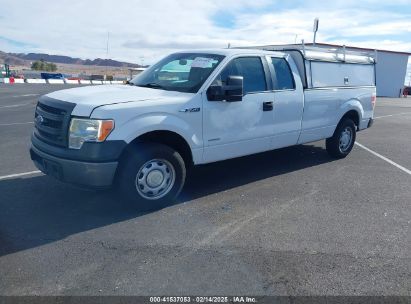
[326,118,356,159]
[116,143,186,211]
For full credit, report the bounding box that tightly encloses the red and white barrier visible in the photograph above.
[1,78,24,84]
[65,79,80,84]
[47,79,65,84]
[26,79,47,84]
[1,77,126,85]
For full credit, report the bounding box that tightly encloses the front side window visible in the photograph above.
[213,57,267,95]
[131,53,224,93]
[270,57,295,90]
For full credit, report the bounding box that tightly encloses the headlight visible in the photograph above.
[69,118,114,149]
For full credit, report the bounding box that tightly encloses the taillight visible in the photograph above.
[371,95,376,108]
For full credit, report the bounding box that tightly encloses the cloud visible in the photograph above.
[123,37,226,50]
[0,36,37,49]
[339,21,411,37]
[0,0,409,65]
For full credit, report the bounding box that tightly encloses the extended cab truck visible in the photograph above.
[30,47,376,210]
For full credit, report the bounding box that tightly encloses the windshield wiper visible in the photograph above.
[138,82,164,89]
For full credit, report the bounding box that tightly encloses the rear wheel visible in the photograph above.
[326,118,356,159]
[116,143,186,211]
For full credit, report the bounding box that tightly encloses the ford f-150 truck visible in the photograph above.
[30,46,376,210]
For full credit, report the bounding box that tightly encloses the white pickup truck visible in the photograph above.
[30,47,376,210]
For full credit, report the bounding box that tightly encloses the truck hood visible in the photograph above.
[46,85,193,116]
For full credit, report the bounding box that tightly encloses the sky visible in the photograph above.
[0,0,410,83]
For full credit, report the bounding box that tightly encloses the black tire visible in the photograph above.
[116,143,186,211]
[326,118,356,159]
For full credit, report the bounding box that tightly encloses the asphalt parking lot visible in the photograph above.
[0,84,410,296]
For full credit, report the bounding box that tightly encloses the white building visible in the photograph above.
[250,43,411,97]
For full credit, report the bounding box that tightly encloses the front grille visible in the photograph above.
[34,97,75,147]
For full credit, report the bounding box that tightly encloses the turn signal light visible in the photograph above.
[98,120,115,141]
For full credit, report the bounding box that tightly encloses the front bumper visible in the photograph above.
[30,144,118,188]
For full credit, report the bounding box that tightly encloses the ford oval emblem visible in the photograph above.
[36,115,44,124]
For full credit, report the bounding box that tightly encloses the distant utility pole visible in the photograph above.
[313,18,319,45]
[105,31,110,79]
[106,31,110,58]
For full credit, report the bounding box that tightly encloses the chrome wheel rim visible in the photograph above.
[339,127,353,153]
[135,159,175,200]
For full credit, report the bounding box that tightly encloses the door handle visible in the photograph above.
[263,101,273,111]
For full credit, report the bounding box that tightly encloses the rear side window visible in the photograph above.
[216,57,267,94]
[270,57,295,90]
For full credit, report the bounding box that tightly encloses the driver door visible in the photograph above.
[202,56,276,163]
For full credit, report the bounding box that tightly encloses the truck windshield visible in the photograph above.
[130,53,225,93]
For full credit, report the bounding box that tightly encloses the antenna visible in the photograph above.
[313,18,319,45]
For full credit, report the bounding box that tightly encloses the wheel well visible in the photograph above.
[129,130,193,167]
[341,110,360,129]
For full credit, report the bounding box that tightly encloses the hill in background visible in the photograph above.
[0,51,27,66]
[0,51,142,68]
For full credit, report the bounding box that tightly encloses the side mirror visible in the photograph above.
[207,75,243,102]
[224,76,243,102]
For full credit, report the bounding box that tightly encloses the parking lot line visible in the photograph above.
[0,103,32,109]
[0,94,39,100]
[11,94,39,98]
[374,112,411,119]
[0,170,41,181]
[355,142,411,175]
[0,122,34,126]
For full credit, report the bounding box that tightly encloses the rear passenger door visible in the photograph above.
[267,56,304,149]
[202,56,276,163]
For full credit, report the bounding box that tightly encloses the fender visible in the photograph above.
[337,98,363,126]
[112,112,201,146]
[105,112,203,164]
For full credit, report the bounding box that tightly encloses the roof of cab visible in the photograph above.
[173,48,285,57]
